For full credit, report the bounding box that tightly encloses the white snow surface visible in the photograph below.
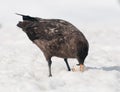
[0,0,120,92]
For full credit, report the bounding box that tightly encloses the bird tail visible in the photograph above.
[15,13,37,21]
[15,13,27,16]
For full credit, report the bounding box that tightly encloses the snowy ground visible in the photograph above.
[0,0,120,92]
[0,25,120,92]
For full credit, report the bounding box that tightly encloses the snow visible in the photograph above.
[0,0,120,92]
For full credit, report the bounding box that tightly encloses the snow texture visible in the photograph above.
[0,0,120,92]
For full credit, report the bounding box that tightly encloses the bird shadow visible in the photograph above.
[86,66,120,72]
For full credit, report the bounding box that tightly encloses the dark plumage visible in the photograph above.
[16,14,89,77]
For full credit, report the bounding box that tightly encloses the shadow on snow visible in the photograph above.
[86,66,120,72]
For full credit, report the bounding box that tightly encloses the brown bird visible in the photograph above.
[16,13,89,77]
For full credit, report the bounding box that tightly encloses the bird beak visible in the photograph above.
[80,64,84,72]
